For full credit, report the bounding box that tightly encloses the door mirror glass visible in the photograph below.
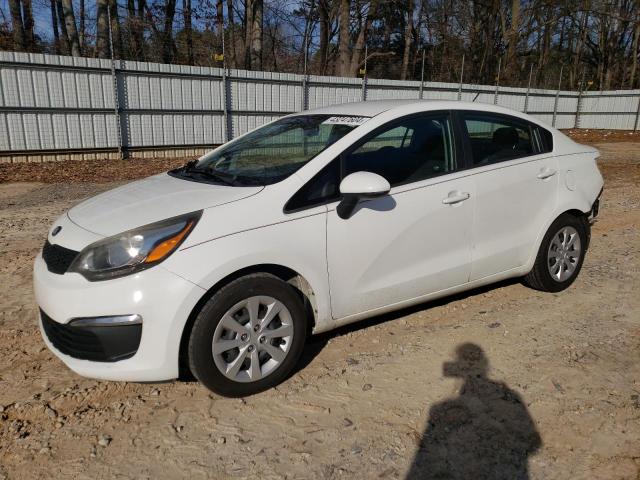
[337,172,391,219]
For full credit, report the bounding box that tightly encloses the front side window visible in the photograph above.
[343,114,455,187]
[463,113,534,165]
[285,113,456,212]
[173,115,367,186]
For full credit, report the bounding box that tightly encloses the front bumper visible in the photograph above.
[40,310,143,362]
[34,252,206,382]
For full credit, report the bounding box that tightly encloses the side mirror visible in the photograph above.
[337,171,391,219]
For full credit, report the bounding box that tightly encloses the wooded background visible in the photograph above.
[1,0,639,90]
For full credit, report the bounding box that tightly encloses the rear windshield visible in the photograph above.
[185,115,368,186]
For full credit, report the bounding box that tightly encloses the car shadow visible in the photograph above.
[405,343,541,479]
[290,277,521,377]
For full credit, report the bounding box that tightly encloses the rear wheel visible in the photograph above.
[523,213,589,292]
[188,274,307,397]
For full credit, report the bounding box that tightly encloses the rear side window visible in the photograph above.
[462,113,534,165]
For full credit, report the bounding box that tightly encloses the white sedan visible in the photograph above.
[34,100,604,396]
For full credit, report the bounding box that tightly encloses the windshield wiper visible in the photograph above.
[172,160,265,187]
[170,161,233,186]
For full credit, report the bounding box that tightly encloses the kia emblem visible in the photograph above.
[51,226,62,237]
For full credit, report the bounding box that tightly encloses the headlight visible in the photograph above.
[69,211,202,281]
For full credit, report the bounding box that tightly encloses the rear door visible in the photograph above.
[458,111,559,281]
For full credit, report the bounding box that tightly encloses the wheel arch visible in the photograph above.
[178,264,318,378]
[524,206,591,274]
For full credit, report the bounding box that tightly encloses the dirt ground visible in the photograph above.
[0,139,639,479]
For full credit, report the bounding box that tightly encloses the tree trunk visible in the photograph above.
[109,0,122,58]
[183,0,193,64]
[225,0,238,68]
[226,0,238,68]
[505,0,520,78]
[61,0,80,56]
[338,0,350,76]
[400,0,414,80]
[128,0,139,57]
[22,0,34,49]
[318,0,329,73]
[7,0,25,50]
[216,0,224,43]
[630,20,640,88]
[162,0,177,63]
[244,0,254,69]
[249,0,263,70]
[572,5,589,89]
[347,0,378,76]
[96,0,110,58]
[50,0,60,53]
[137,0,146,60]
[79,0,85,52]
[56,0,69,53]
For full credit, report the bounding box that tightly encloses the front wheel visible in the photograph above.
[523,213,589,292]
[188,274,307,397]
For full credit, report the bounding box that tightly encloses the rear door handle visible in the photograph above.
[537,167,557,180]
[442,191,471,205]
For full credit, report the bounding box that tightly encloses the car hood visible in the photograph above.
[67,173,263,237]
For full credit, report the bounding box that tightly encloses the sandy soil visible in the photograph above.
[0,142,639,479]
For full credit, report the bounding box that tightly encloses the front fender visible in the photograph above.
[162,211,332,332]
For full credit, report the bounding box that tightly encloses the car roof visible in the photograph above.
[296,99,542,124]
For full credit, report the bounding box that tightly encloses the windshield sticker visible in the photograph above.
[322,116,369,126]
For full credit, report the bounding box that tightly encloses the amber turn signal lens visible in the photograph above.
[144,221,194,263]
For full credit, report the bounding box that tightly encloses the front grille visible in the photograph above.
[40,310,142,362]
[42,240,78,274]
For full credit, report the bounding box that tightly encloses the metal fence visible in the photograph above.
[1,51,640,162]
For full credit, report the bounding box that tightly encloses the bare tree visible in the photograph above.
[250,0,263,70]
[183,0,193,64]
[79,0,85,52]
[55,0,69,53]
[96,0,110,58]
[7,0,26,49]
[60,0,80,56]
[22,0,34,48]
[400,0,414,80]
[226,0,238,67]
[318,0,330,73]
[162,0,177,63]
[337,0,350,76]
[109,0,122,58]
[49,0,60,53]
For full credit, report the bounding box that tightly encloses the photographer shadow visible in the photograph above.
[407,343,541,480]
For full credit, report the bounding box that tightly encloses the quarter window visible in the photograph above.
[463,114,534,165]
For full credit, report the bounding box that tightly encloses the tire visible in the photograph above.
[188,273,307,397]
[523,213,589,292]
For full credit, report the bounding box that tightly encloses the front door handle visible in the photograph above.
[442,191,471,205]
[537,167,557,180]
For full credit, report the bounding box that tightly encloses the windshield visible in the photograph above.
[174,114,368,186]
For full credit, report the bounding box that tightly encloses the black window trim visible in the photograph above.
[454,110,548,170]
[284,109,459,214]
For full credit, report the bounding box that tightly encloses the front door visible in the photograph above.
[326,112,475,320]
